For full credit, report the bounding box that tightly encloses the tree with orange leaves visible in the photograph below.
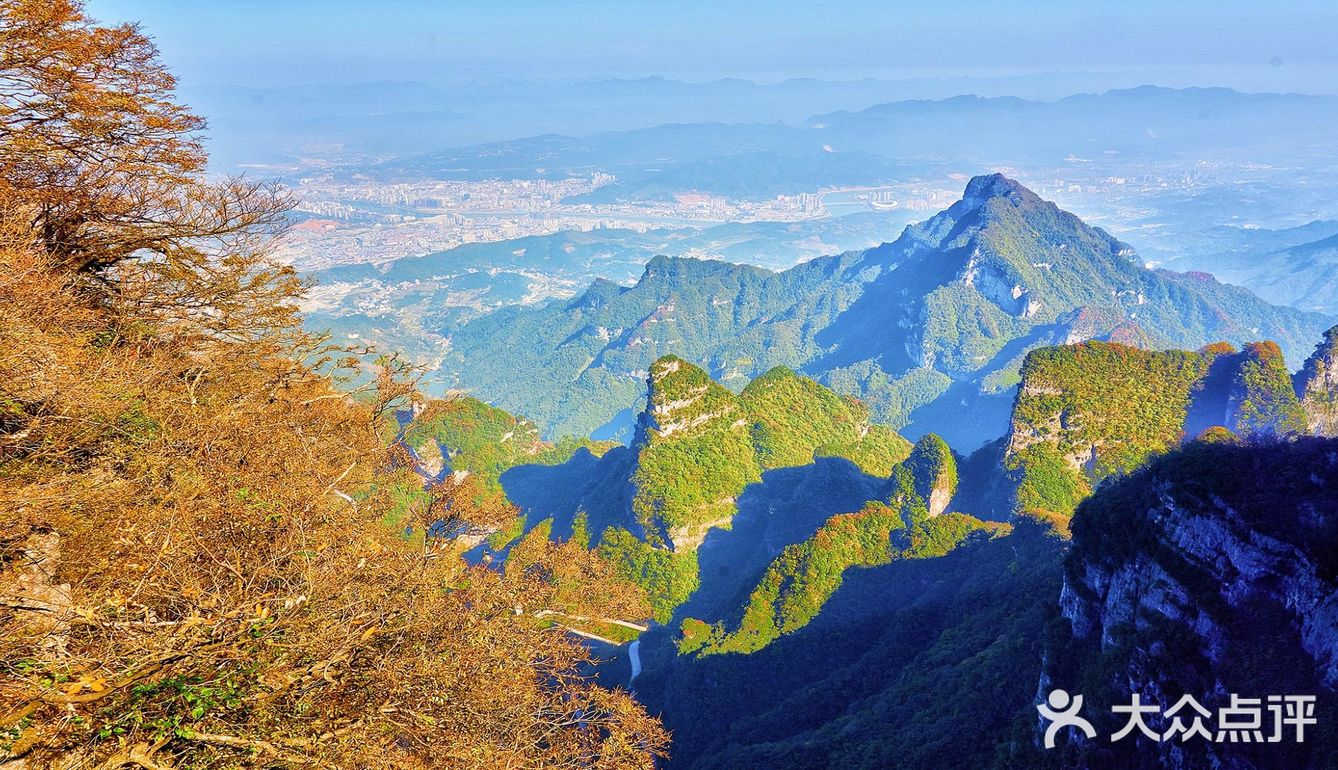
[0,0,288,273]
[0,2,666,768]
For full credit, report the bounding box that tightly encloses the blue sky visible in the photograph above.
[87,0,1338,89]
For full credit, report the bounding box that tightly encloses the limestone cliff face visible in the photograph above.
[635,357,740,441]
[901,433,958,518]
[1297,326,1338,437]
[1047,438,1338,769]
[629,356,760,550]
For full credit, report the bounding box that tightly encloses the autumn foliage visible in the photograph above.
[0,1,664,768]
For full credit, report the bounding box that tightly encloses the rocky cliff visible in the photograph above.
[900,433,959,518]
[500,356,916,621]
[1297,326,1338,437]
[630,355,761,550]
[1046,437,1338,768]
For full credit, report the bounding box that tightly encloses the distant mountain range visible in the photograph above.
[195,75,1265,168]
[368,87,1338,202]
[1166,225,1338,314]
[442,174,1332,448]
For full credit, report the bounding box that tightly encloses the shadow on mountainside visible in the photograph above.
[499,450,893,627]
[635,521,1063,770]
[675,457,890,627]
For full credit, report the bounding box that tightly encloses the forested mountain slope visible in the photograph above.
[445,175,1329,447]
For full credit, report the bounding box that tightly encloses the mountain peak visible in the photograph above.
[872,173,1052,261]
[631,355,759,551]
[568,277,626,310]
[641,355,741,438]
[640,254,770,283]
[899,433,958,518]
[647,354,693,388]
[960,173,1039,210]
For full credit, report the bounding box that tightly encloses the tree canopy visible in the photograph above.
[0,2,666,768]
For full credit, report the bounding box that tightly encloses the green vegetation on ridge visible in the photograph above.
[1002,332,1330,527]
[401,395,615,500]
[556,357,918,623]
[1004,341,1214,523]
[1009,341,1213,480]
[597,528,700,623]
[741,366,913,475]
[899,433,959,520]
[682,434,994,656]
[630,356,762,547]
[1231,341,1308,437]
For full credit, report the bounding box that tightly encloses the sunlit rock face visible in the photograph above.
[1297,326,1338,437]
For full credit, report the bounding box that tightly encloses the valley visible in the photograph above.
[387,314,1338,768]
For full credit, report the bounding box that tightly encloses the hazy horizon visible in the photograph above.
[87,0,1338,94]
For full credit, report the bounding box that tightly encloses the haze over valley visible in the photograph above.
[227,83,1338,436]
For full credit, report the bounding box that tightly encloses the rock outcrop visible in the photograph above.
[1225,341,1308,438]
[630,355,760,549]
[1002,330,1330,522]
[900,433,958,518]
[1297,325,1338,437]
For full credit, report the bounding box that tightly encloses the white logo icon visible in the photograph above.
[1038,689,1096,749]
